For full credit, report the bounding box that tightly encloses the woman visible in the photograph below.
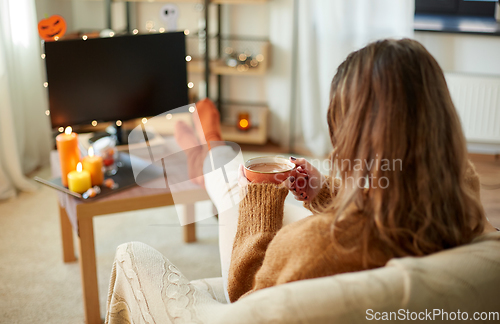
[225,38,498,302]
[105,39,498,322]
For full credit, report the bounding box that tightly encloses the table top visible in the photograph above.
[50,137,210,230]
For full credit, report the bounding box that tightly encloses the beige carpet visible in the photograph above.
[0,166,223,324]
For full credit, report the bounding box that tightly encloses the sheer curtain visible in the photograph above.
[292,0,415,156]
[0,0,52,199]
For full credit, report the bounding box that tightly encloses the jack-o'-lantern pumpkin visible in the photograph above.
[38,15,67,41]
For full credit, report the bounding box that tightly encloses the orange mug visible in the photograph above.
[244,156,296,184]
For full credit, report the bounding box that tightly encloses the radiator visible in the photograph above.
[446,73,500,144]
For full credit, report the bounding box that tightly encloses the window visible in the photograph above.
[415,0,497,16]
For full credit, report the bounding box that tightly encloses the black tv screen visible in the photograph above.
[44,32,188,128]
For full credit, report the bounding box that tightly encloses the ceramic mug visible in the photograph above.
[244,156,295,184]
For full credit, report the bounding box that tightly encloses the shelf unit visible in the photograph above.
[187,41,270,76]
[104,0,270,144]
[187,59,267,75]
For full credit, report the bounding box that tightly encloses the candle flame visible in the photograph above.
[239,119,249,128]
[65,126,72,135]
[77,162,82,172]
[88,146,94,157]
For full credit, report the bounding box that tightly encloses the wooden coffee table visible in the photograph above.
[52,151,210,324]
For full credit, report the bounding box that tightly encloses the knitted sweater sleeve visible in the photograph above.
[227,183,289,302]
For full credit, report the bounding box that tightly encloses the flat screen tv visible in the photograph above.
[44,32,189,129]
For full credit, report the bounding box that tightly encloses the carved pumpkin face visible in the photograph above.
[38,15,67,41]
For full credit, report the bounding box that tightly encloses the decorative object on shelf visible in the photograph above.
[186,40,269,76]
[160,3,179,32]
[224,47,264,71]
[237,111,251,131]
[99,29,115,38]
[221,104,268,144]
[93,136,118,176]
[38,15,67,41]
[224,47,237,67]
[145,20,156,33]
[35,152,146,202]
[56,126,80,187]
[67,162,91,194]
[82,186,101,199]
[82,147,104,186]
[104,178,119,189]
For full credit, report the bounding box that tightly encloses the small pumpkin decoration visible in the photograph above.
[38,15,67,41]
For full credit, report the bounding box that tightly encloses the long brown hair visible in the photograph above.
[327,39,484,266]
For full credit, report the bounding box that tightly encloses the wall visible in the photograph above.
[415,31,500,153]
[35,0,74,30]
[415,32,500,76]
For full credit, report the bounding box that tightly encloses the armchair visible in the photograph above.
[106,231,500,323]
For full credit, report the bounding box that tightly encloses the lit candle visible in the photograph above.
[82,147,104,186]
[56,126,81,187]
[67,162,91,193]
[237,112,251,131]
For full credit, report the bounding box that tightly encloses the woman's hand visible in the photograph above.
[238,164,249,188]
[286,157,326,202]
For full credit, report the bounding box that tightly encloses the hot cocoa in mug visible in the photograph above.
[244,157,295,184]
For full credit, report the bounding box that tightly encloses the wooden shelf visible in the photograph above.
[188,59,267,76]
[221,125,267,144]
[188,41,270,76]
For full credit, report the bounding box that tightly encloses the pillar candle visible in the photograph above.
[67,162,91,193]
[56,126,81,187]
[82,147,104,186]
